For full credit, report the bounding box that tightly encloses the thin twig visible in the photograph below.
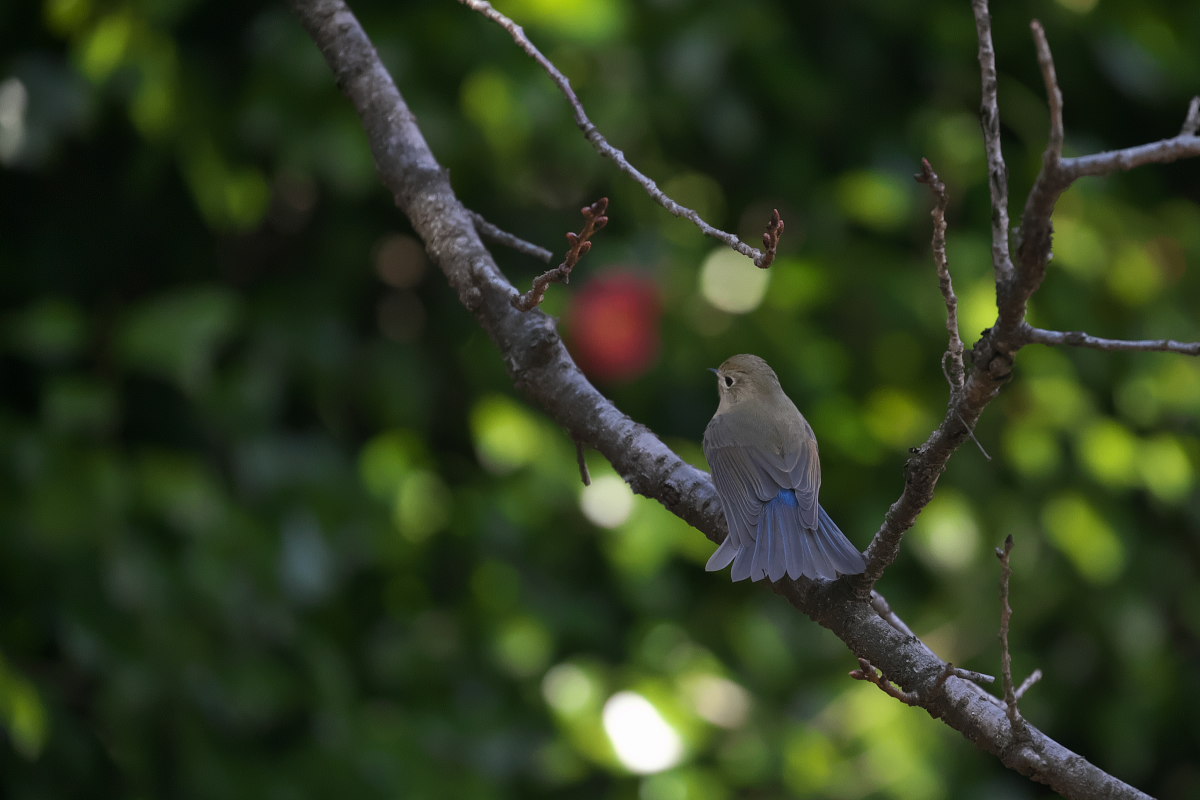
[849,658,921,706]
[458,0,774,266]
[1025,326,1200,355]
[1031,21,1064,166]
[575,438,591,486]
[1181,96,1200,136]
[937,662,997,689]
[971,0,1015,286]
[915,158,964,390]
[1015,668,1043,701]
[512,198,609,311]
[470,211,554,263]
[995,535,1028,736]
[957,413,993,461]
[1063,134,1200,178]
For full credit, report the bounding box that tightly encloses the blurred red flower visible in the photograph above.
[566,272,661,382]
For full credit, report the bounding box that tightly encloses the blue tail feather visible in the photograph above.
[721,490,865,582]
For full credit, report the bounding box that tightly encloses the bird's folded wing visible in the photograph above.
[704,413,822,532]
[704,444,762,547]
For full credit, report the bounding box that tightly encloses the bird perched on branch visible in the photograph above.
[704,354,866,582]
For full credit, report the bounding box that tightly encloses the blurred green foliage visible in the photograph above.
[2,0,1200,797]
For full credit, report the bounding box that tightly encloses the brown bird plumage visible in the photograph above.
[704,354,866,582]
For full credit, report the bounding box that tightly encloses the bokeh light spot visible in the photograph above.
[835,169,912,232]
[470,394,545,474]
[958,277,999,342]
[910,490,980,572]
[1026,373,1093,429]
[1043,493,1125,583]
[782,727,836,795]
[580,473,635,529]
[931,112,984,172]
[0,655,48,759]
[492,617,553,678]
[542,663,599,716]
[1053,215,1106,278]
[460,68,529,154]
[0,78,28,165]
[374,233,428,289]
[393,469,450,542]
[602,691,683,774]
[1137,435,1193,503]
[499,0,627,42]
[683,674,750,729]
[1002,422,1061,479]
[761,257,830,312]
[700,248,769,314]
[567,273,661,382]
[1107,242,1163,305]
[44,0,91,36]
[863,386,931,448]
[1077,418,1139,488]
[80,11,133,81]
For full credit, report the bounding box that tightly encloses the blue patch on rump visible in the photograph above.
[775,489,799,507]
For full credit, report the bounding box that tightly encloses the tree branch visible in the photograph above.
[470,211,554,264]
[996,535,1030,737]
[511,197,608,311]
[1010,24,1200,338]
[972,0,1015,289]
[457,0,779,266]
[850,657,921,706]
[286,0,1179,796]
[915,157,964,391]
[1025,326,1200,355]
[864,14,1200,587]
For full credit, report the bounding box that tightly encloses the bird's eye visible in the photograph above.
[723,375,734,388]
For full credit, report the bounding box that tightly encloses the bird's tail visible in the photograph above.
[809,505,867,579]
[717,501,865,582]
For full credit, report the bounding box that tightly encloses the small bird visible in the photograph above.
[704,354,866,582]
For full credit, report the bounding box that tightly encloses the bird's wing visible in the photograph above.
[748,429,821,529]
[703,448,762,549]
[704,412,821,533]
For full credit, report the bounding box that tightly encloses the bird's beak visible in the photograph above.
[708,367,719,375]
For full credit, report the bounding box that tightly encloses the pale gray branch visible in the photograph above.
[1011,28,1200,339]
[457,0,773,265]
[470,211,554,264]
[1025,326,1200,355]
[971,0,1015,288]
[1182,96,1200,136]
[1031,21,1064,167]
